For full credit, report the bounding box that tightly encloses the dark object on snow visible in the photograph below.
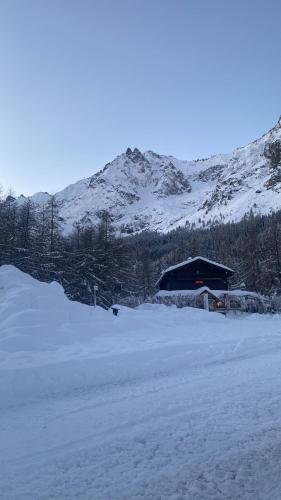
[111,306,119,316]
[156,256,234,292]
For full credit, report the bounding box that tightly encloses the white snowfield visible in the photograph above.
[1,266,281,499]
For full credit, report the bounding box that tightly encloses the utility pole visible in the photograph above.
[93,285,98,307]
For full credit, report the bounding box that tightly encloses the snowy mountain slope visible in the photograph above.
[20,117,281,234]
[3,266,281,499]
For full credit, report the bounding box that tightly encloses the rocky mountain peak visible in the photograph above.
[125,147,146,163]
[19,117,281,235]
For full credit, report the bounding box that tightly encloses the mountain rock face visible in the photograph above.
[19,118,281,234]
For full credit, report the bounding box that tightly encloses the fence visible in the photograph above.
[153,293,275,314]
[116,291,278,314]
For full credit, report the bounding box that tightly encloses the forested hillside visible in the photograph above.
[1,191,281,306]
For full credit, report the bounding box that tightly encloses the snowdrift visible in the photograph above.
[0,265,278,410]
[0,265,225,407]
[0,265,222,354]
[0,265,109,352]
[2,267,281,499]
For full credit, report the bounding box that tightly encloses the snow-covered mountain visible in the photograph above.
[20,117,281,234]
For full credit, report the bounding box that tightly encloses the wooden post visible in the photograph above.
[224,293,230,312]
[203,292,209,311]
[93,285,98,307]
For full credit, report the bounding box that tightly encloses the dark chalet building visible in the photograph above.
[157,256,234,292]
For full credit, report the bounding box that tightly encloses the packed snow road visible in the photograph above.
[1,267,281,499]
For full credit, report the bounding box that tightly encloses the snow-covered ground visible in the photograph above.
[1,266,281,499]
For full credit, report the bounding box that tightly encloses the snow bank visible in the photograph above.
[0,265,225,408]
[0,265,275,411]
[0,265,108,353]
[0,266,222,355]
[2,267,281,499]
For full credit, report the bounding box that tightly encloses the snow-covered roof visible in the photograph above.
[156,287,221,298]
[156,256,234,286]
[156,288,261,299]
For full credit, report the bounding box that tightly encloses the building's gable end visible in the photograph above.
[158,256,233,291]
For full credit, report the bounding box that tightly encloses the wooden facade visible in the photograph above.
[157,257,234,291]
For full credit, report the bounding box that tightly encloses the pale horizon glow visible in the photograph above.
[0,0,281,196]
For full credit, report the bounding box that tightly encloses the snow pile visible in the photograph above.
[0,265,223,408]
[0,265,221,357]
[0,265,108,353]
[3,266,281,499]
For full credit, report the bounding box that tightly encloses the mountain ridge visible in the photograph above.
[17,117,281,235]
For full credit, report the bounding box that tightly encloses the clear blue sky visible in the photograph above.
[0,0,281,195]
